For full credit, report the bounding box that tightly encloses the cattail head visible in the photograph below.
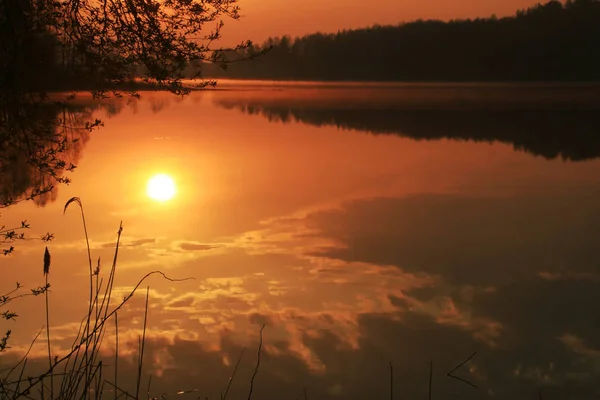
[43,246,51,275]
[93,256,101,276]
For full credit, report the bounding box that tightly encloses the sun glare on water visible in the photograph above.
[146,174,176,202]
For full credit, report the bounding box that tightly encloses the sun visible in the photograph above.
[146,174,176,202]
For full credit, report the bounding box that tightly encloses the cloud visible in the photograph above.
[178,241,222,251]
[472,278,600,350]
[217,192,600,396]
[303,193,600,286]
[100,237,156,248]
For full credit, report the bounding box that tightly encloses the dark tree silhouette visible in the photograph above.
[205,0,600,82]
[0,0,250,95]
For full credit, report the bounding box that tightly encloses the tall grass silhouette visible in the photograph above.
[0,197,191,399]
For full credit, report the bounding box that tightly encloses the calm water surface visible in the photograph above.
[2,83,600,399]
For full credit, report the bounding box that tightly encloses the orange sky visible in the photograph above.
[223,0,543,44]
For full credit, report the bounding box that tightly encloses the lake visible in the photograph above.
[2,82,600,399]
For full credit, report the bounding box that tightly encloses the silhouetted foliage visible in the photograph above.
[206,0,600,81]
[0,0,249,95]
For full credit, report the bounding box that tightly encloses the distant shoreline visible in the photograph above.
[202,78,600,88]
[44,78,600,94]
[207,79,600,111]
[44,79,600,110]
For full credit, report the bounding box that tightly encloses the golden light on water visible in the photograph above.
[146,173,176,202]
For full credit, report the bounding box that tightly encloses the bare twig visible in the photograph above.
[428,360,432,400]
[114,312,119,400]
[136,287,150,400]
[446,351,478,389]
[103,381,137,400]
[222,349,245,400]
[247,325,265,400]
[2,327,43,382]
[389,361,393,400]
[147,374,152,400]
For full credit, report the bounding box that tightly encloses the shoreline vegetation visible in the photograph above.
[3,1,600,94]
[1,199,201,400]
[203,0,600,83]
[4,0,599,95]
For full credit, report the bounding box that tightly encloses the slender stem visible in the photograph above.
[45,273,53,400]
[96,362,103,398]
[223,349,245,400]
[389,361,393,400]
[136,287,150,400]
[147,374,152,400]
[15,358,28,399]
[428,360,432,400]
[83,206,92,400]
[446,351,478,389]
[115,312,119,400]
[247,325,265,400]
[95,272,99,323]
[64,198,94,400]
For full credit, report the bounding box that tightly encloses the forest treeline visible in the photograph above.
[204,0,600,81]
[4,0,600,86]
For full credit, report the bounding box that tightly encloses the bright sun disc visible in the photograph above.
[146,174,176,202]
